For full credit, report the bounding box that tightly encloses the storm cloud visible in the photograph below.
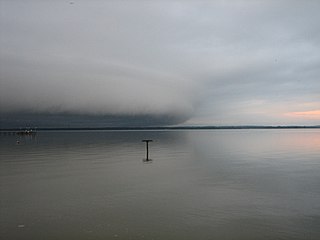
[1,0,319,126]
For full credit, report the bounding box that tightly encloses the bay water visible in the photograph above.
[1,129,320,239]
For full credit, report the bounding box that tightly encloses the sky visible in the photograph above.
[0,0,319,127]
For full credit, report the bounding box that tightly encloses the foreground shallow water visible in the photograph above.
[1,129,320,239]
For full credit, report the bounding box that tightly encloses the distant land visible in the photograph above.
[1,125,319,132]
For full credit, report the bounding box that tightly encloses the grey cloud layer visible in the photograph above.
[1,1,319,125]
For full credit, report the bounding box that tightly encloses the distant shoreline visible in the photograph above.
[1,125,319,132]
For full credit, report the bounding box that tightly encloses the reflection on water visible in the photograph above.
[1,129,320,240]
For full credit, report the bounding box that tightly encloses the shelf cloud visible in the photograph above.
[1,1,319,127]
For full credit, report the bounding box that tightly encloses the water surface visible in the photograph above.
[1,129,320,239]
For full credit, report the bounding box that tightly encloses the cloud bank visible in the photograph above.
[1,1,319,126]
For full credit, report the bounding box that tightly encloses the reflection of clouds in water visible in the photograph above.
[189,129,320,158]
[279,130,320,152]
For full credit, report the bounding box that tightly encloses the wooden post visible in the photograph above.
[142,139,153,161]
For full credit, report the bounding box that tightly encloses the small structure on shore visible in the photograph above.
[142,139,153,161]
[16,128,36,135]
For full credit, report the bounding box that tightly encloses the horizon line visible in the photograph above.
[1,125,320,132]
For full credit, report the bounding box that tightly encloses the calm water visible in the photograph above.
[1,129,320,240]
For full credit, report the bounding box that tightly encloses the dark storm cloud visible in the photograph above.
[0,0,319,126]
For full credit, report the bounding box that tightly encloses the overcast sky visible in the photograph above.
[1,0,319,126]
